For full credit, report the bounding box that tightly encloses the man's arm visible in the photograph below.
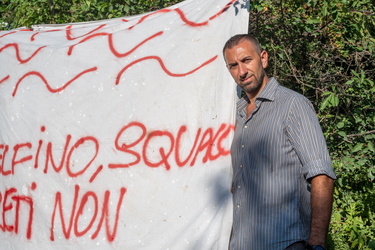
[308,174,335,246]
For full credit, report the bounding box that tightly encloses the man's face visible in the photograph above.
[224,39,268,98]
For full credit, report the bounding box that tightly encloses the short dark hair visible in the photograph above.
[222,34,262,55]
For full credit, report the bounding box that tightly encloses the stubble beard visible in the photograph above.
[240,70,266,97]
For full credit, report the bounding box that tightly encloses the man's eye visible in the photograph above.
[228,65,237,70]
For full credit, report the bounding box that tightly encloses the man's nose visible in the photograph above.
[238,63,247,77]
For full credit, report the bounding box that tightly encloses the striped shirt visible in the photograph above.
[229,77,336,250]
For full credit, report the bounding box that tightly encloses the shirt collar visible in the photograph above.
[237,76,279,103]
[236,77,279,116]
[256,77,278,102]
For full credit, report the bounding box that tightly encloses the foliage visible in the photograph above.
[249,0,375,249]
[1,0,375,248]
[0,0,182,30]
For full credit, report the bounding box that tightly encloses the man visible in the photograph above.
[223,34,336,250]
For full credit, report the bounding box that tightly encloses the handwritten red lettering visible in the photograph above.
[217,124,234,156]
[111,122,234,170]
[0,144,10,176]
[34,126,46,169]
[12,143,33,175]
[89,165,104,183]
[143,130,174,170]
[1,122,232,178]
[0,122,232,243]
[34,140,43,169]
[74,191,98,237]
[44,135,72,174]
[66,136,99,178]
[190,127,215,166]
[50,185,79,240]
[109,122,147,169]
[0,0,242,245]
[0,186,34,239]
[2,188,16,231]
[91,187,126,242]
[50,185,126,242]
[175,126,202,167]
[200,123,229,163]
[12,195,34,239]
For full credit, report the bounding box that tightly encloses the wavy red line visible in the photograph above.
[0,75,10,84]
[209,0,238,20]
[67,32,109,55]
[174,8,209,27]
[128,9,172,30]
[31,32,40,41]
[12,67,98,97]
[31,29,62,41]
[0,43,46,64]
[108,31,163,58]
[68,30,162,57]
[128,0,237,30]
[66,24,107,40]
[115,55,218,85]
[0,29,31,39]
[0,31,17,38]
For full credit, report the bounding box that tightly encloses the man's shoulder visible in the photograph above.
[277,84,302,97]
[272,83,315,113]
[276,84,310,103]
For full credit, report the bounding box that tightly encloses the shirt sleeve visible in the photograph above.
[286,95,336,181]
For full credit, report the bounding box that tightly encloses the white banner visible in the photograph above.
[0,0,249,249]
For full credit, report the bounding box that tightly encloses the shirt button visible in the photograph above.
[240,165,243,168]
[237,204,240,208]
[244,125,247,129]
[241,145,244,148]
[238,186,241,189]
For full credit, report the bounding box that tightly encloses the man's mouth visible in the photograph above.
[240,75,253,83]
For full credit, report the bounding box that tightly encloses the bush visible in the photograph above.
[249,0,375,248]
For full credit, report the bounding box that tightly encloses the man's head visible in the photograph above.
[223,34,268,100]
[222,34,262,55]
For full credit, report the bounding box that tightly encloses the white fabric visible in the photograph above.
[0,0,249,249]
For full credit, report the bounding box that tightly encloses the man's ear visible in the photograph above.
[260,50,268,68]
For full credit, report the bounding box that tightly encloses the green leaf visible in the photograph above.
[320,93,339,110]
[367,142,374,152]
[338,131,347,138]
[352,143,364,153]
[368,171,375,181]
[337,122,345,129]
[320,98,329,111]
[306,18,320,24]
[345,80,354,85]
[330,94,339,107]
